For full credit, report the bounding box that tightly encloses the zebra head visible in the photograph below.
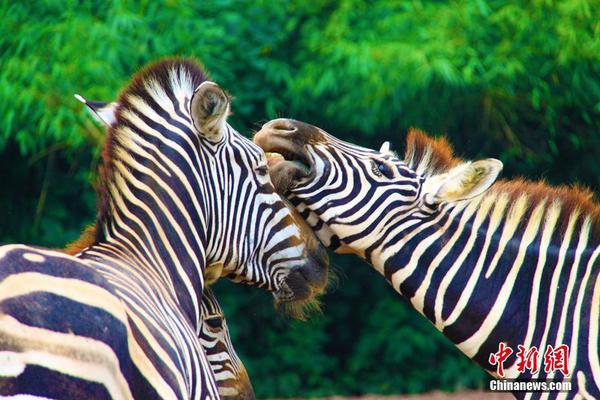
[83,60,328,315]
[199,287,254,400]
[254,119,502,262]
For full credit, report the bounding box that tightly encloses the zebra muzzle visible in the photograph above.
[255,119,317,194]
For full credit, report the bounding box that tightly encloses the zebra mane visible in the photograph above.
[62,225,97,255]
[95,58,209,241]
[403,129,461,176]
[491,179,600,241]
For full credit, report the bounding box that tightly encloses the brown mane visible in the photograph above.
[492,179,600,241]
[403,128,461,175]
[61,224,97,255]
[404,129,600,241]
[95,58,208,241]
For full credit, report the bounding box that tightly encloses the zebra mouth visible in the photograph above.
[274,281,297,302]
[255,122,313,194]
[263,152,311,194]
[265,152,310,174]
[276,269,313,302]
[275,252,328,304]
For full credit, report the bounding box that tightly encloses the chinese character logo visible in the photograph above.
[489,342,513,377]
[543,345,569,376]
[516,345,539,374]
[489,343,570,378]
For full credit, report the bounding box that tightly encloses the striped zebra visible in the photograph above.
[73,94,329,398]
[0,60,328,400]
[71,98,254,400]
[255,119,600,399]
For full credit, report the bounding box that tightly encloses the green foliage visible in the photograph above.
[1,0,599,397]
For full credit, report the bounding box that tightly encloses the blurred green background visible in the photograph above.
[1,0,599,397]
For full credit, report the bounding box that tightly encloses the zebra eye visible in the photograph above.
[371,160,382,177]
[371,160,393,178]
[204,316,223,330]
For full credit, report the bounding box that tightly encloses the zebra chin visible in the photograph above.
[269,194,329,318]
[218,370,255,400]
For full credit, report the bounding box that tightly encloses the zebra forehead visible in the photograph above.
[325,129,456,169]
[93,58,213,240]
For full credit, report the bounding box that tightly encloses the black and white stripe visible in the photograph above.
[76,96,255,399]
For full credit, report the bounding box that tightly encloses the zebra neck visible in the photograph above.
[380,190,599,371]
[83,222,208,330]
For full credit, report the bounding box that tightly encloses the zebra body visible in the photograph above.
[64,226,256,400]
[0,61,328,399]
[255,119,600,399]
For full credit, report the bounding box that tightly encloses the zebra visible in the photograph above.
[197,287,253,400]
[73,95,329,398]
[255,118,600,399]
[0,60,328,400]
[71,98,255,399]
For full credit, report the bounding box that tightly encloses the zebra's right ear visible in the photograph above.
[190,81,230,141]
[423,158,502,204]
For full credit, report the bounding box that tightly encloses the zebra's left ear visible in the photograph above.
[424,158,503,204]
[74,94,119,127]
[190,81,230,140]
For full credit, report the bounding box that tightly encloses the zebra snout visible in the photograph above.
[282,268,313,301]
[283,256,329,301]
[261,118,298,135]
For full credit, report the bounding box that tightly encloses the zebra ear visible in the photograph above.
[379,141,390,153]
[425,159,503,203]
[74,94,119,127]
[205,261,224,285]
[190,81,230,140]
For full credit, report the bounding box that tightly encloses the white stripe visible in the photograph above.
[0,315,133,400]
[433,194,494,327]
[531,210,580,379]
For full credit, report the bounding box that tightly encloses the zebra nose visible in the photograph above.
[283,268,312,300]
[285,253,329,300]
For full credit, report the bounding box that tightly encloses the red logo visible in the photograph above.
[489,343,570,377]
[516,345,539,373]
[489,342,513,377]
[543,345,569,376]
